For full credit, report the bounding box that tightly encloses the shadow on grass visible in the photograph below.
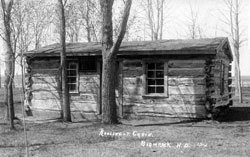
[218,106,250,122]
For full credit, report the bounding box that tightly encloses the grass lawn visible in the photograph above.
[0,88,23,105]
[0,88,250,157]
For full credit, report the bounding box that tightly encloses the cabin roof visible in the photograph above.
[24,37,233,61]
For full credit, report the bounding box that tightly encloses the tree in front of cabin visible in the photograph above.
[57,0,71,122]
[0,0,15,129]
[100,0,132,124]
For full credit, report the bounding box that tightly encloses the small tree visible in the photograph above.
[0,0,15,129]
[58,0,71,122]
[100,0,132,124]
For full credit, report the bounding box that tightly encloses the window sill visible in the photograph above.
[69,91,80,95]
[142,94,168,99]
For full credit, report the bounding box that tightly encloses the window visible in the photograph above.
[146,63,165,94]
[79,56,97,72]
[67,62,78,93]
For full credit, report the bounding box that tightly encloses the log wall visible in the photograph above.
[30,58,61,110]
[206,48,232,112]
[28,57,100,114]
[121,58,207,118]
[26,49,232,119]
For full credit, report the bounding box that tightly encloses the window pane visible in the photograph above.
[147,79,155,85]
[68,77,76,84]
[156,71,164,78]
[156,63,164,70]
[69,84,76,91]
[156,79,164,85]
[156,87,164,93]
[68,70,77,76]
[147,71,155,78]
[147,63,155,70]
[148,87,155,93]
[69,63,77,69]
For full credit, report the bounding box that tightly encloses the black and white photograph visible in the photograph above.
[0,0,250,156]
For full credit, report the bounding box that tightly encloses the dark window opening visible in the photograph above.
[146,63,164,94]
[79,56,97,72]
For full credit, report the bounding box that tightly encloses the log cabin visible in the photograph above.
[23,37,233,120]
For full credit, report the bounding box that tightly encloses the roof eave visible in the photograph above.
[24,49,217,58]
[216,37,233,62]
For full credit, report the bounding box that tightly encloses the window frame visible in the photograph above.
[143,60,168,97]
[67,61,79,93]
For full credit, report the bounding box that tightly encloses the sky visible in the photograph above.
[0,0,249,76]
[129,0,250,76]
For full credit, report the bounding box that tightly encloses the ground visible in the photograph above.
[0,88,250,157]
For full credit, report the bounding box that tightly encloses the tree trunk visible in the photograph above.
[86,0,91,42]
[58,0,71,122]
[8,78,14,128]
[102,53,117,123]
[234,48,242,103]
[100,0,115,124]
[1,0,15,129]
[100,0,132,124]
[159,0,164,40]
[234,0,242,103]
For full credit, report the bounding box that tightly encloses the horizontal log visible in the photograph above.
[210,94,229,100]
[79,75,100,83]
[123,86,144,96]
[123,100,205,106]
[79,82,99,94]
[32,83,58,91]
[169,85,206,95]
[32,90,60,100]
[31,99,61,110]
[124,112,205,118]
[123,94,206,105]
[123,60,142,67]
[123,67,143,77]
[31,99,98,112]
[70,101,97,112]
[123,77,142,87]
[32,60,60,69]
[123,104,206,118]
[168,60,206,68]
[209,63,221,68]
[211,59,229,64]
[32,69,59,77]
[32,76,58,84]
[168,68,205,77]
[70,102,97,112]
[70,94,97,102]
[168,77,205,86]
